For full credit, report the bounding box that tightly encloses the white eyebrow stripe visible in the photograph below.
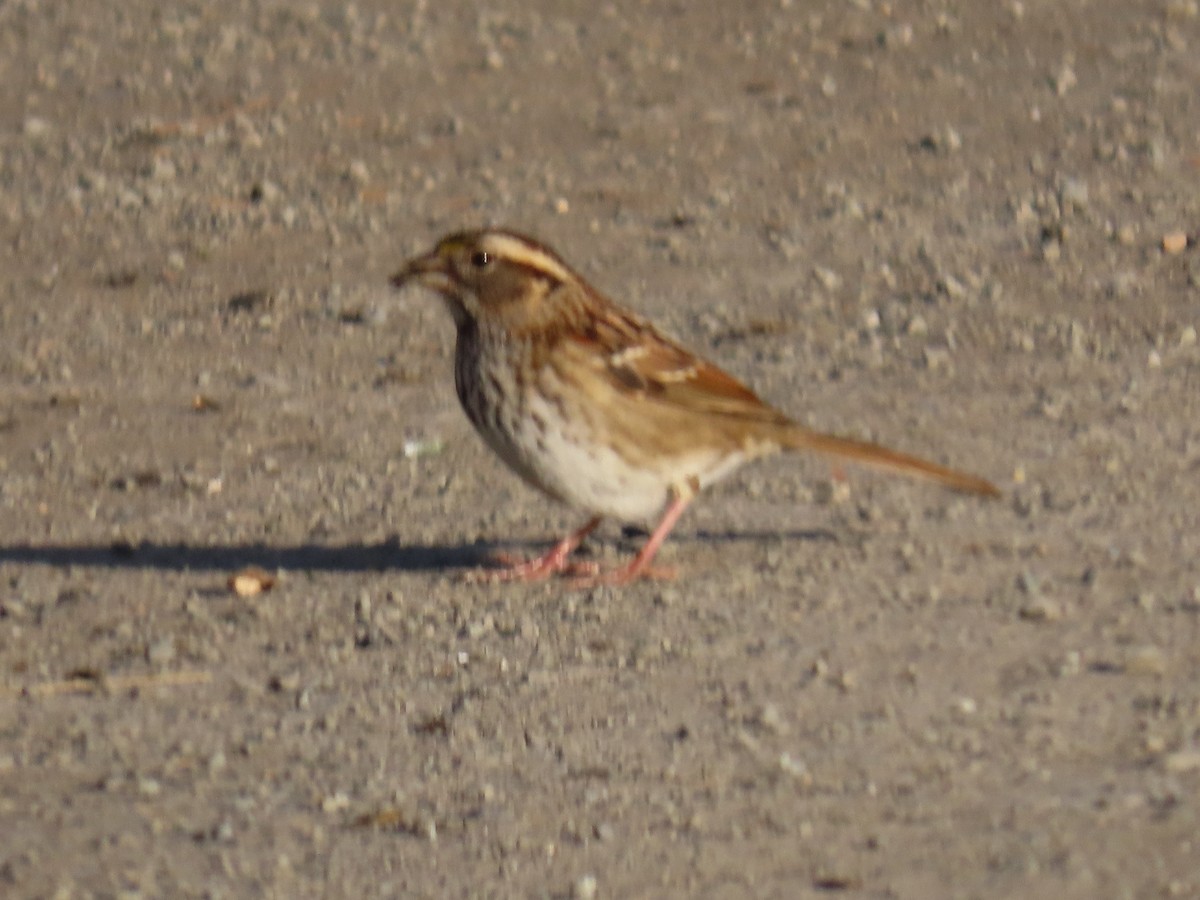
[482,233,575,284]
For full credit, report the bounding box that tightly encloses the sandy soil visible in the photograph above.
[2,1,1199,897]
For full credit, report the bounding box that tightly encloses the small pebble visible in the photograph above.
[1122,645,1167,676]
[1053,63,1077,95]
[1058,177,1088,210]
[1164,750,1200,773]
[138,778,161,797]
[813,266,842,290]
[923,347,952,371]
[24,116,51,138]
[321,792,350,813]
[758,703,787,734]
[147,637,176,665]
[779,752,811,782]
[1019,597,1062,622]
[573,874,598,900]
[346,160,370,185]
[1162,231,1188,254]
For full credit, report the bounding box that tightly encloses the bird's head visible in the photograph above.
[391,228,581,331]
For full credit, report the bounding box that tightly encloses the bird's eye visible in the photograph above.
[470,250,491,268]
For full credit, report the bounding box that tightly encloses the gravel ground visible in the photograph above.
[2,1,1199,897]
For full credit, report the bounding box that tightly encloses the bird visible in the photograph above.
[390,227,999,586]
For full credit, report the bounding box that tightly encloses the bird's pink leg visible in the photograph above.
[470,517,603,582]
[571,493,693,587]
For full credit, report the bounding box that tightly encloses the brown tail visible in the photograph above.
[774,423,1001,497]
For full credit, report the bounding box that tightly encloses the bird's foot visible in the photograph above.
[466,549,599,583]
[464,518,604,583]
[565,562,679,589]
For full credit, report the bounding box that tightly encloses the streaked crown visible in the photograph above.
[392,228,589,327]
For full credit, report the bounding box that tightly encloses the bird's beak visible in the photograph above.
[389,246,451,292]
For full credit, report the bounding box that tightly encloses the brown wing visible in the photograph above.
[556,300,998,496]
[554,291,999,496]
[564,304,788,424]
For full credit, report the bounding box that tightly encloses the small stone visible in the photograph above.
[1018,572,1040,595]
[1014,199,1038,225]
[573,874,598,900]
[881,23,913,47]
[402,438,445,459]
[939,274,967,299]
[1144,734,1168,754]
[138,778,162,797]
[758,703,787,734]
[1148,139,1167,171]
[1179,325,1197,347]
[229,566,276,597]
[147,637,176,665]
[269,670,302,693]
[321,792,350,813]
[1053,63,1077,95]
[250,180,280,203]
[1165,0,1199,19]
[1019,597,1062,622]
[813,266,842,290]
[813,479,851,506]
[920,126,961,153]
[922,346,952,370]
[1122,645,1167,676]
[1164,749,1200,773]
[1162,231,1188,254]
[1058,177,1088,211]
[779,752,810,782]
[1056,651,1082,677]
[24,117,51,139]
[654,587,681,607]
[553,197,570,214]
[150,156,177,181]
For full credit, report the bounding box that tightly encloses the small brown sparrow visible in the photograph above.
[391,228,999,586]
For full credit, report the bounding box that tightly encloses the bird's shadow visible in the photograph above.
[0,528,837,574]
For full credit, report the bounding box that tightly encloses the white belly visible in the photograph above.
[456,334,751,523]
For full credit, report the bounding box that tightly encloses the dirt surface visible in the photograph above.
[2,1,1199,897]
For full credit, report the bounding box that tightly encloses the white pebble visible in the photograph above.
[573,874,598,900]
